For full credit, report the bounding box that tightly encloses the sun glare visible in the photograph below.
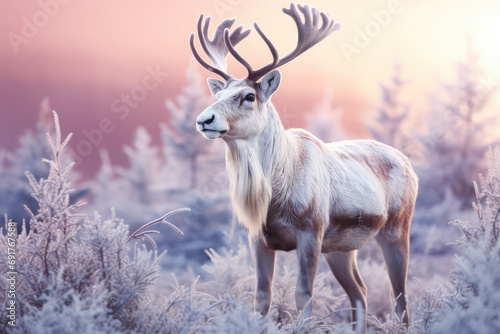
[472,7,500,76]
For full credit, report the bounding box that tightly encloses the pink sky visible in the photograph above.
[1,0,499,176]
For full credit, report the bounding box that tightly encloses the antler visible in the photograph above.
[189,14,251,81]
[225,3,340,82]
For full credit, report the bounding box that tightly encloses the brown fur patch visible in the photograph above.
[382,167,417,238]
[295,198,324,234]
[336,151,393,181]
[263,198,325,252]
[330,214,386,232]
[264,195,296,251]
[321,214,386,252]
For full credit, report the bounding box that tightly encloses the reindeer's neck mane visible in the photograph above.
[224,105,295,237]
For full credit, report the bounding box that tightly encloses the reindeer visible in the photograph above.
[190,3,418,331]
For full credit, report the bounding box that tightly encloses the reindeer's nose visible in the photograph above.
[197,114,215,125]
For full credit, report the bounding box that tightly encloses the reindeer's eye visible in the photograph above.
[244,93,255,102]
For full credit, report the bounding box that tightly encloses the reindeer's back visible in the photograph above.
[324,139,418,221]
[285,130,417,216]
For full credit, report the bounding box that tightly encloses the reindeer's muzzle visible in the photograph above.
[196,110,228,140]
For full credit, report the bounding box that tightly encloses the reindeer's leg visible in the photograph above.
[323,251,367,332]
[376,229,410,326]
[249,238,276,316]
[295,231,321,318]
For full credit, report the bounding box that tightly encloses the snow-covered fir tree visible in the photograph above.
[117,126,165,206]
[91,127,170,228]
[161,61,225,191]
[418,44,497,208]
[366,64,415,157]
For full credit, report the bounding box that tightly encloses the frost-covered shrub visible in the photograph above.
[204,303,273,334]
[202,240,255,303]
[407,287,447,334]
[14,289,122,334]
[0,112,185,333]
[0,99,86,224]
[433,148,500,333]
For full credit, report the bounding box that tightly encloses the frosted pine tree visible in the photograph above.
[366,64,415,157]
[117,126,165,205]
[419,44,497,207]
[92,127,169,227]
[90,149,127,216]
[161,61,225,191]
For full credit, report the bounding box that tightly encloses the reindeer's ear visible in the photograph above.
[207,78,225,97]
[258,70,281,102]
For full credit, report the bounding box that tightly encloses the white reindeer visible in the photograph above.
[190,3,418,331]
